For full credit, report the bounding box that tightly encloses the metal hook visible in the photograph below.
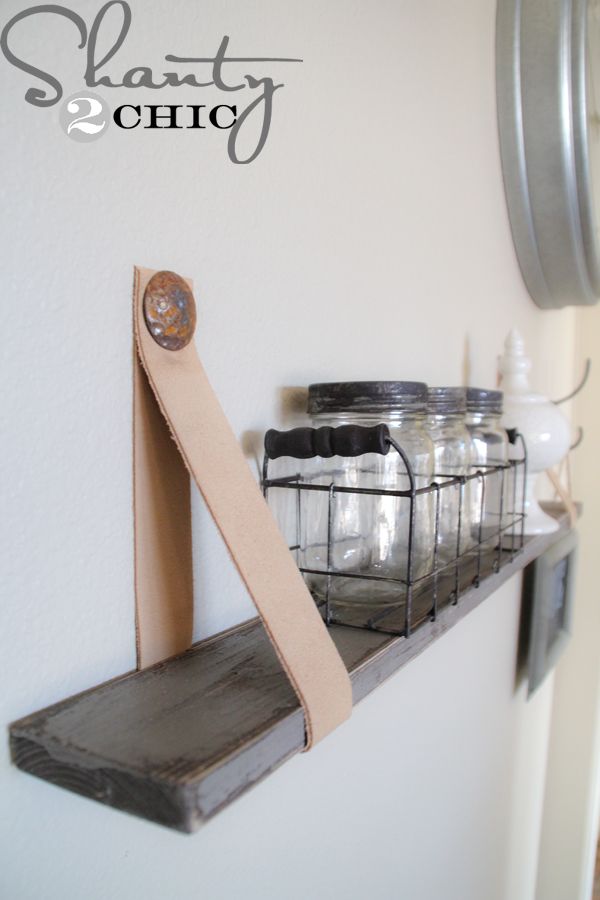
[570,426,584,451]
[552,359,590,452]
[553,358,591,405]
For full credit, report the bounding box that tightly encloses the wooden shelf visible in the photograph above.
[9,504,573,833]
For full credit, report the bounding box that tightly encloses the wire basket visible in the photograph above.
[263,423,527,637]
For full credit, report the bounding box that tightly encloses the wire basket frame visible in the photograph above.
[262,426,527,637]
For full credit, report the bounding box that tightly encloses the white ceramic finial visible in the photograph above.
[498,328,532,394]
[499,329,571,534]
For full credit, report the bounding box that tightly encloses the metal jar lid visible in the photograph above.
[307,381,428,415]
[466,387,504,416]
[427,386,467,415]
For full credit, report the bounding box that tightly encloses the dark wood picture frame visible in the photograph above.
[525,528,578,697]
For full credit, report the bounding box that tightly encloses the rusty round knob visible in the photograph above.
[143,271,196,351]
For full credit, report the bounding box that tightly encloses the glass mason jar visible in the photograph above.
[293,381,435,607]
[426,387,472,567]
[465,388,509,545]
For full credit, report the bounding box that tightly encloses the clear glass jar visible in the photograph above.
[465,388,509,545]
[426,387,472,566]
[293,382,434,607]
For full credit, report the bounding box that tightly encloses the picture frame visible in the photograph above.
[524,529,578,697]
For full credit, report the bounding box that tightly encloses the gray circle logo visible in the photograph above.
[59,92,110,142]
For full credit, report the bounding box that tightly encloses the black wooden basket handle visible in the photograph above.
[264,424,391,460]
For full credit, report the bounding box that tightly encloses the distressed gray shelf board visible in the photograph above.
[10,503,572,832]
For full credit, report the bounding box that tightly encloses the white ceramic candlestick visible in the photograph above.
[499,329,571,534]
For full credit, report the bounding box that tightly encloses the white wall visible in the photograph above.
[0,2,578,898]
[535,305,600,900]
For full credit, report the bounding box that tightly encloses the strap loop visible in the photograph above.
[132,267,352,748]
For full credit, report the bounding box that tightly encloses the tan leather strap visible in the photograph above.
[133,322,194,666]
[132,266,352,747]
